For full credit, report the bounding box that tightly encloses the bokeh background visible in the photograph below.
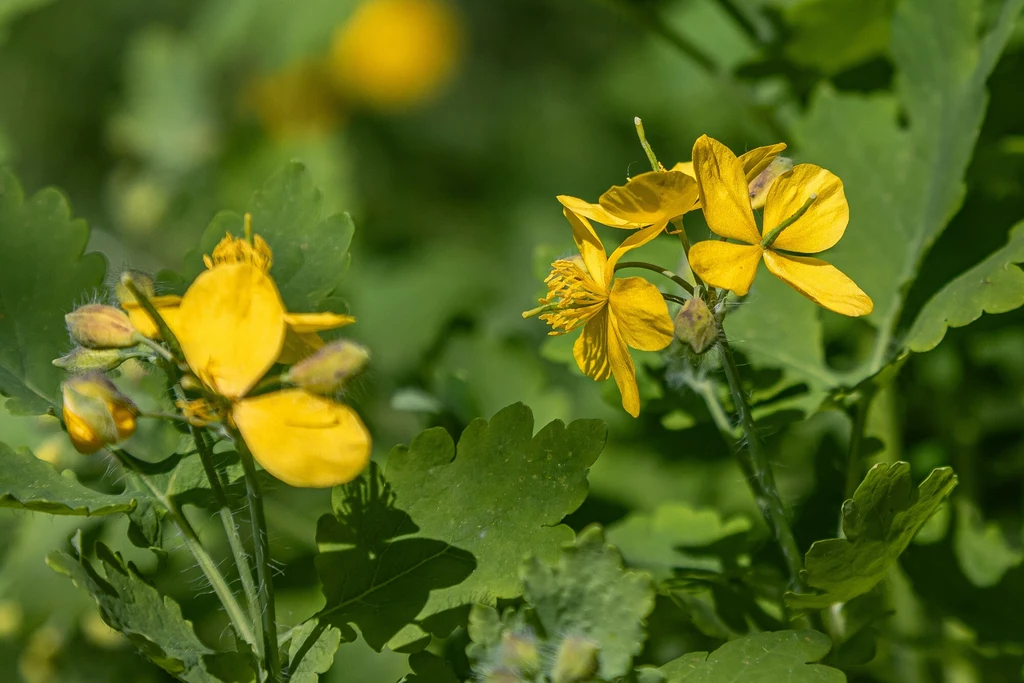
[1,0,1023,680]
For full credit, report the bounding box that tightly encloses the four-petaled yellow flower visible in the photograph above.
[688,135,873,317]
[525,210,674,417]
[171,231,370,488]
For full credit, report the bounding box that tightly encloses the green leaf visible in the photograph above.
[0,170,106,414]
[906,221,1024,352]
[606,504,751,579]
[783,0,894,74]
[286,621,343,683]
[47,539,224,683]
[658,630,844,682]
[183,162,354,311]
[726,0,1023,410]
[0,442,135,516]
[402,652,459,683]
[316,403,606,651]
[953,500,1023,588]
[521,526,655,680]
[786,463,958,610]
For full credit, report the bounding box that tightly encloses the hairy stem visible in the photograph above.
[717,338,805,595]
[238,439,282,682]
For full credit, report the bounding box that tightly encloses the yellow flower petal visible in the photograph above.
[563,207,609,283]
[762,251,873,316]
[605,221,669,283]
[608,277,674,351]
[598,171,698,223]
[688,241,763,296]
[606,314,641,418]
[692,135,761,245]
[670,161,695,178]
[737,143,787,184]
[763,164,849,254]
[123,295,182,339]
[176,264,286,399]
[278,329,326,364]
[557,195,646,229]
[573,308,611,382]
[283,312,356,334]
[233,389,371,488]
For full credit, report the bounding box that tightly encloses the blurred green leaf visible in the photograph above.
[607,504,751,579]
[183,162,354,312]
[727,0,1023,409]
[0,170,105,414]
[287,620,343,683]
[906,221,1024,352]
[402,651,459,683]
[787,463,957,610]
[953,500,1023,588]
[0,0,54,42]
[316,403,606,651]
[657,630,843,682]
[0,441,135,516]
[47,540,225,683]
[522,526,654,679]
[783,0,894,74]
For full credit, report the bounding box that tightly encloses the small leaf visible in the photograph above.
[522,526,655,680]
[47,540,225,682]
[0,442,135,516]
[607,504,751,579]
[183,162,354,311]
[658,630,844,682]
[0,170,106,414]
[786,463,958,610]
[316,403,606,651]
[906,221,1024,352]
[286,621,343,683]
[953,500,1023,588]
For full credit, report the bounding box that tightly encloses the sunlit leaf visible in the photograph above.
[286,620,343,683]
[0,170,106,414]
[953,500,1023,588]
[786,463,957,610]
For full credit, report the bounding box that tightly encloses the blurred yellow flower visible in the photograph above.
[61,374,138,454]
[248,60,341,139]
[524,209,674,417]
[688,135,872,317]
[171,230,369,488]
[327,0,462,110]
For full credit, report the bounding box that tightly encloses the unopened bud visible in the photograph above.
[61,373,138,454]
[53,347,126,373]
[482,669,524,683]
[673,297,717,354]
[284,340,369,394]
[500,631,540,675]
[749,156,793,210]
[551,635,599,683]
[114,270,155,306]
[66,304,137,349]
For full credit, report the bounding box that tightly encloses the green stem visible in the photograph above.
[614,261,694,295]
[634,116,663,171]
[663,293,688,306]
[845,389,877,501]
[108,448,260,654]
[238,438,281,682]
[717,338,805,595]
[120,275,183,360]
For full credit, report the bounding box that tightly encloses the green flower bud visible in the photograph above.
[61,373,138,454]
[114,270,155,306]
[500,631,540,675]
[551,635,599,683]
[65,304,138,349]
[284,340,370,394]
[673,297,717,354]
[749,155,793,210]
[53,347,127,373]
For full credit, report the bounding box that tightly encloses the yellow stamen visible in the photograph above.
[203,217,273,272]
[535,258,607,335]
[175,398,227,427]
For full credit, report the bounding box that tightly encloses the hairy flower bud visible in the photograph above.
[500,631,540,675]
[284,340,370,394]
[673,297,717,354]
[53,347,126,373]
[551,635,599,683]
[114,270,155,306]
[65,304,137,349]
[482,669,524,683]
[61,373,138,454]
[749,155,794,210]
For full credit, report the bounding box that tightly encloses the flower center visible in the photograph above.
[533,257,607,334]
[203,214,274,272]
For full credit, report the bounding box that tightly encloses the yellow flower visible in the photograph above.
[172,232,370,488]
[687,135,873,317]
[327,0,461,110]
[670,141,788,210]
[61,374,138,454]
[247,59,341,139]
[525,209,674,417]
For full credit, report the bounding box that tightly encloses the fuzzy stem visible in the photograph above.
[717,337,805,595]
[238,438,282,682]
